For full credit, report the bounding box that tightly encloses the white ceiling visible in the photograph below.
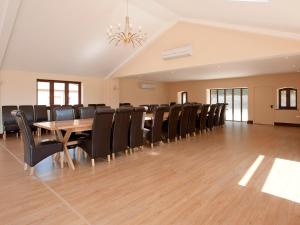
[2,0,176,76]
[133,54,300,82]
[154,0,300,34]
[2,0,300,80]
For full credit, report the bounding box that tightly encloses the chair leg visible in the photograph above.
[60,152,64,169]
[167,138,170,143]
[24,163,28,171]
[130,148,133,154]
[16,132,19,138]
[29,167,34,176]
[107,155,111,162]
[91,159,95,167]
[151,143,154,148]
[175,137,178,142]
[112,153,115,160]
[3,131,6,140]
[77,148,81,161]
[125,150,128,155]
[84,152,88,159]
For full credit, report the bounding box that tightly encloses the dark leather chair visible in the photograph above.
[119,103,132,107]
[219,104,226,126]
[144,106,168,148]
[214,104,222,126]
[50,105,61,121]
[53,106,74,121]
[149,104,159,113]
[207,104,217,131]
[79,107,95,119]
[19,105,36,132]
[178,104,192,139]
[12,110,64,175]
[34,105,48,122]
[88,104,97,109]
[170,102,176,106]
[96,104,106,107]
[199,104,210,133]
[187,104,201,136]
[72,104,83,119]
[162,104,181,143]
[2,105,19,139]
[111,107,133,158]
[140,105,150,113]
[96,106,112,112]
[78,109,115,167]
[129,107,146,150]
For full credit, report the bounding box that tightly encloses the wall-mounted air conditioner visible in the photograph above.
[139,82,157,89]
[161,44,192,60]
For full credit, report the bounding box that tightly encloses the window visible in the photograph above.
[181,92,188,104]
[278,88,297,110]
[210,88,248,122]
[37,79,81,106]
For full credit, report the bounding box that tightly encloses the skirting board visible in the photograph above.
[274,122,300,127]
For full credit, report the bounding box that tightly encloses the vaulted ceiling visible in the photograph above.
[1,0,300,80]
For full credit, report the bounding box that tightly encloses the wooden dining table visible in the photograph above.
[34,119,93,170]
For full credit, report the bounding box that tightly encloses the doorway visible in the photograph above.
[254,86,274,125]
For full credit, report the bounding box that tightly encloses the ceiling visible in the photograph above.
[133,54,300,82]
[153,0,300,34]
[1,0,300,80]
[2,0,176,76]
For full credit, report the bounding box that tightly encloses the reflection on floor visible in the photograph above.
[0,122,300,225]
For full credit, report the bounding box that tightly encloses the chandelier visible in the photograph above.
[107,0,147,47]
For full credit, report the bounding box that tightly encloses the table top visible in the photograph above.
[34,119,93,131]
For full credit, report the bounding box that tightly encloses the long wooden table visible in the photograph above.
[34,112,169,170]
[34,119,93,170]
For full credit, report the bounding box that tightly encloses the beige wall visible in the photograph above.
[167,73,300,124]
[119,78,169,106]
[114,21,300,78]
[0,70,120,132]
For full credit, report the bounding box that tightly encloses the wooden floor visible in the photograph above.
[0,123,300,225]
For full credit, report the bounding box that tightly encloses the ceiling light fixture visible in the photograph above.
[107,0,147,47]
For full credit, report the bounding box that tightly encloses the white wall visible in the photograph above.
[0,69,120,132]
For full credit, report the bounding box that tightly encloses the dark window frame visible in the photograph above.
[37,79,82,106]
[181,91,188,104]
[278,88,297,110]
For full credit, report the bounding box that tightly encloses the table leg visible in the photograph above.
[56,129,75,170]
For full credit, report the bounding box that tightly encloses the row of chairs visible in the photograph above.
[12,106,147,171]
[143,103,226,147]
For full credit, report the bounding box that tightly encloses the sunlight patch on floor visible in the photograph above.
[262,158,300,204]
[239,155,265,186]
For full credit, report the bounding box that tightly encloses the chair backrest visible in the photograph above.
[88,104,97,109]
[187,104,200,134]
[19,105,34,124]
[219,104,226,125]
[54,106,75,121]
[150,106,169,143]
[119,103,131,107]
[79,107,95,119]
[149,104,159,113]
[214,104,222,126]
[199,104,210,130]
[167,104,182,140]
[72,104,83,119]
[50,105,61,121]
[91,109,115,158]
[96,104,106,107]
[208,104,217,129]
[2,105,18,126]
[129,107,146,148]
[96,106,112,112]
[178,104,192,138]
[11,110,35,165]
[112,107,133,153]
[34,105,48,122]
[170,102,176,106]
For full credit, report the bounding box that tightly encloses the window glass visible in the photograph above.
[280,90,287,107]
[242,89,248,122]
[225,89,233,121]
[290,90,296,107]
[69,83,79,105]
[234,89,241,121]
[218,89,225,103]
[37,81,50,106]
[54,82,65,105]
[211,90,217,104]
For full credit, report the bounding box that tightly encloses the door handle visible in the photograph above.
[270,105,274,109]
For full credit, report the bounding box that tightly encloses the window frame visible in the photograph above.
[37,79,82,106]
[181,91,188,104]
[278,88,297,110]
